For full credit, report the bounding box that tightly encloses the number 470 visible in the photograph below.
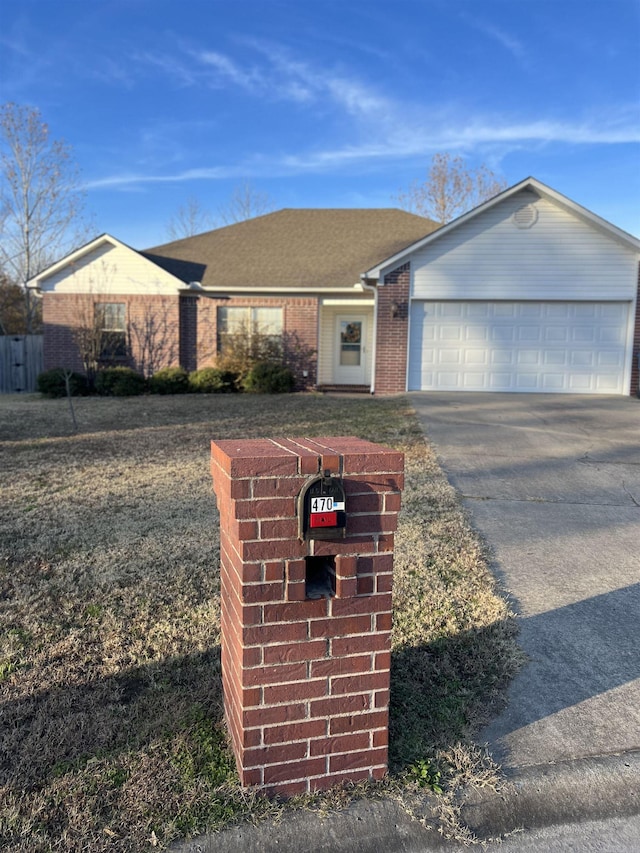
[311,496,333,513]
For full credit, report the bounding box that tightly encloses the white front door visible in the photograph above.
[334,315,367,384]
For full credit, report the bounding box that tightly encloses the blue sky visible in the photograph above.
[1,0,639,248]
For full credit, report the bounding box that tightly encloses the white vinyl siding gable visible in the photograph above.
[39,240,184,295]
[409,191,639,302]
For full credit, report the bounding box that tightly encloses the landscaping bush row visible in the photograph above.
[37,363,296,398]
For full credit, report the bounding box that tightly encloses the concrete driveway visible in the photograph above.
[411,392,640,826]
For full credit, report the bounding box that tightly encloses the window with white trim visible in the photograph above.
[217,306,283,354]
[96,302,127,359]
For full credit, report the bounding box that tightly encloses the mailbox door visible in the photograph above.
[299,475,346,540]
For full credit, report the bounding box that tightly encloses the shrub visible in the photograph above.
[95,367,146,397]
[148,366,190,394]
[216,324,284,383]
[241,362,295,394]
[37,368,88,398]
[188,367,238,394]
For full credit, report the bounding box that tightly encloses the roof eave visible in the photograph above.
[27,233,120,287]
[363,177,640,280]
[198,283,370,294]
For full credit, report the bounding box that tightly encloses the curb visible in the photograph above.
[459,749,640,839]
[173,750,640,852]
[171,797,446,853]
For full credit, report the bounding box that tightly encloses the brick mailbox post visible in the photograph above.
[210,436,404,796]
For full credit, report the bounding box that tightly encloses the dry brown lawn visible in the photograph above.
[0,392,521,851]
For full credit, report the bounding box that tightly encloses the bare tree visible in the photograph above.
[70,293,107,387]
[217,180,275,225]
[128,303,178,377]
[0,103,89,332]
[395,153,507,224]
[165,196,214,240]
[67,262,123,386]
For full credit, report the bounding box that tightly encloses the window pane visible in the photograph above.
[218,306,249,334]
[340,345,361,366]
[252,307,282,335]
[217,306,249,353]
[97,302,125,331]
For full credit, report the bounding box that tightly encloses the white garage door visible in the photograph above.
[408,301,630,394]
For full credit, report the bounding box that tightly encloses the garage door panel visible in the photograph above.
[463,371,488,389]
[541,373,565,391]
[409,301,629,394]
[544,351,566,366]
[464,349,489,365]
[545,327,569,343]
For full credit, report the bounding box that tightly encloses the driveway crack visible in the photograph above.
[461,494,633,508]
[622,482,640,508]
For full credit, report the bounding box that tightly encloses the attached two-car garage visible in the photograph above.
[365,179,640,397]
[408,300,632,394]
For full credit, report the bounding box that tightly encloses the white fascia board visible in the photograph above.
[200,285,363,294]
[28,234,129,287]
[363,177,640,282]
[33,234,186,294]
[321,297,374,307]
[528,180,640,252]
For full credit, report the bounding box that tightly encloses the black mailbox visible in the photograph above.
[298,470,347,541]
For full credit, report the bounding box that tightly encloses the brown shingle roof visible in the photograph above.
[141,208,438,290]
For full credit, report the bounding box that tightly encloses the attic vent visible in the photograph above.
[512,204,538,229]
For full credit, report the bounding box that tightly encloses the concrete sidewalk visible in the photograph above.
[175,392,639,850]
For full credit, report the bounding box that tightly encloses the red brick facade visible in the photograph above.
[179,295,198,373]
[373,263,410,395]
[43,292,181,375]
[196,295,318,388]
[210,436,403,796]
[43,292,318,386]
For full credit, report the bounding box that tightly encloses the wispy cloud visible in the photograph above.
[241,39,390,116]
[136,38,391,117]
[87,110,640,191]
[461,14,528,62]
[0,34,34,60]
[85,165,246,190]
[89,40,640,191]
[277,114,640,170]
[196,50,264,92]
[133,52,199,87]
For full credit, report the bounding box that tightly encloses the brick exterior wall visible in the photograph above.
[43,292,85,373]
[210,436,403,796]
[196,295,318,387]
[179,295,198,373]
[373,263,410,395]
[42,292,181,375]
[631,264,640,397]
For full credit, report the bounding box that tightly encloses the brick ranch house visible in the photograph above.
[33,178,640,396]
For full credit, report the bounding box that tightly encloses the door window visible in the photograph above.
[339,320,362,366]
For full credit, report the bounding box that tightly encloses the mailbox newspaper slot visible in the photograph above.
[298,470,346,541]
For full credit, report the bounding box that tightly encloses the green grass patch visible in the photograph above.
[0,393,521,851]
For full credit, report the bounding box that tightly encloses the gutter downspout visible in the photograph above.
[360,275,378,395]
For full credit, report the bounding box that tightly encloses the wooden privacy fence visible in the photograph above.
[0,336,44,393]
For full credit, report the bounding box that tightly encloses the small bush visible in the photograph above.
[37,369,88,398]
[241,362,295,394]
[95,367,146,397]
[148,366,190,395]
[188,367,238,394]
